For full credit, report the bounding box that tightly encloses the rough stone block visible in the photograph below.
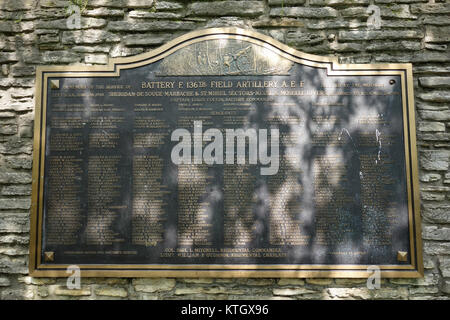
[133,278,175,293]
[126,0,155,8]
[422,226,450,241]
[420,173,441,183]
[124,34,169,47]
[1,185,32,196]
[0,246,29,256]
[328,288,370,299]
[268,0,306,5]
[155,1,184,11]
[72,45,111,53]
[382,20,421,28]
[0,172,32,184]
[420,150,450,171]
[18,276,56,285]
[0,198,31,210]
[94,286,128,297]
[273,287,316,296]
[419,133,450,142]
[425,26,450,43]
[270,7,338,18]
[411,3,450,14]
[36,18,106,30]
[84,54,108,65]
[310,0,369,6]
[409,286,439,295]
[0,53,19,63]
[3,0,36,11]
[0,234,29,245]
[424,242,450,256]
[419,110,450,121]
[4,156,32,170]
[10,88,33,99]
[418,122,446,132]
[243,279,275,286]
[188,1,265,17]
[178,278,214,284]
[174,286,245,295]
[41,50,80,64]
[371,288,409,299]
[306,278,334,285]
[366,41,421,52]
[0,255,28,274]
[379,4,417,19]
[423,16,450,26]
[52,286,92,296]
[0,136,32,155]
[334,279,367,286]
[286,31,325,46]
[338,30,423,41]
[88,0,127,7]
[11,65,36,77]
[0,214,29,233]
[421,192,446,201]
[0,112,16,118]
[0,124,18,135]
[443,280,450,294]
[419,92,450,103]
[277,279,305,286]
[394,272,439,286]
[107,21,196,31]
[412,51,450,63]
[438,257,450,278]
[0,21,34,33]
[83,8,124,17]
[375,0,427,3]
[62,30,121,44]
[340,7,369,18]
[128,11,184,20]
[110,45,144,58]
[306,20,363,30]
[420,77,450,88]
[0,277,11,287]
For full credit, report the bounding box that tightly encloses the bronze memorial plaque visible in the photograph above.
[30,28,423,278]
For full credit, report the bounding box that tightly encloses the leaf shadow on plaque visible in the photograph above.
[160,37,409,268]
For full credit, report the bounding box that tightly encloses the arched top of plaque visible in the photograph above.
[37,27,413,75]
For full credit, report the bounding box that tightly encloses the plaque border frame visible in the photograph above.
[29,27,423,278]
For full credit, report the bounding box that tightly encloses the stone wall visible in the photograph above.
[0,0,449,300]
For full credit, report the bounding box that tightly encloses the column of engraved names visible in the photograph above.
[177,164,214,246]
[176,97,215,247]
[46,156,83,245]
[359,154,397,246]
[221,101,257,247]
[132,101,169,246]
[84,95,127,246]
[45,106,85,246]
[313,155,353,245]
[263,110,308,246]
[86,156,124,245]
[269,154,306,246]
[223,164,256,247]
[132,156,167,246]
